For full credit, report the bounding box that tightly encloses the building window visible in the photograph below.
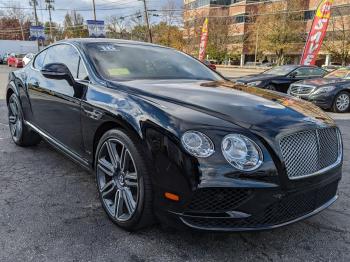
[304,10,315,20]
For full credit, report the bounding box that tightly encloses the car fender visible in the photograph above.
[6,77,20,104]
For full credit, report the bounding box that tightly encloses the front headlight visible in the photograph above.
[221,134,263,171]
[181,131,214,158]
[247,81,262,87]
[312,86,335,95]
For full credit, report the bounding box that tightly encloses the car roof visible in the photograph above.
[278,64,319,68]
[58,38,168,49]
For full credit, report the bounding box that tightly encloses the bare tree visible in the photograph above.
[323,7,350,65]
[106,15,127,39]
[5,2,31,40]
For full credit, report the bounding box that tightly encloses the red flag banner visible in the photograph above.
[198,18,209,61]
[300,0,334,65]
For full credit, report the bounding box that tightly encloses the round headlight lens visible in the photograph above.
[222,134,263,171]
[181,131,214,158]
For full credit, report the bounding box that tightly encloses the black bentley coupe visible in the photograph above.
[6,39,342,231]
[235,65,327,93]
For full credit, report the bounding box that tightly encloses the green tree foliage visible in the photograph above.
[254,0,306,65]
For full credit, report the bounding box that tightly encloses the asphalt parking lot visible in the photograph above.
[1,64,350,262]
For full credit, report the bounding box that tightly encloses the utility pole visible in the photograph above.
[29,0,40,51]
[139,0,152,43]
[92,0,97,21]
[29,0,39,26]
[45,0,55,42]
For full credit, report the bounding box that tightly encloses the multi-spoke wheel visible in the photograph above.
[7,93,41,146]
[8,95,23,142]
[333,91,350,113]
[95,129,154,230]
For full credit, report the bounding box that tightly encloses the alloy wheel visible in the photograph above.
[8,96,23,141]
[336,93,350,112]
[97,139,139,222]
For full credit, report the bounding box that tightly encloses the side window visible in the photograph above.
[33,49,48,69]
[293,67,312,77]
[77,57,89,80]
[311,68,326,76]
[44,44,80,78]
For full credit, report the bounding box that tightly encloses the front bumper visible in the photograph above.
[160,175,340,232]
[290,93,335,110]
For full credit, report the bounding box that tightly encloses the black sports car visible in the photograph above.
[6,39,343,232]
[235,65,327,93]
[288,67,350,113]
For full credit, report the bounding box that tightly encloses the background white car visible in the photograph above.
[22,53,35,66]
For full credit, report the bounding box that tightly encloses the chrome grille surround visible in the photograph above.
[290,84,315,96]
[279,127,342,180]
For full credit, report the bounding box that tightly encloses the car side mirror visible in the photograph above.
[41,63,75,86]
[288,72,297,78]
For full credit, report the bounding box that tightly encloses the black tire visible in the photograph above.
[265,84,276,91]
[7,93,42,147]
[332,91,350,113]
[95,129,154,231]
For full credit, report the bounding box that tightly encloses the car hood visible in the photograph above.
[236,74,278,83]
[293,77,350,87]
[111,79,334,137]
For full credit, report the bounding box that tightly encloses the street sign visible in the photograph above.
[87,20,106,38]
[29,26,46,41]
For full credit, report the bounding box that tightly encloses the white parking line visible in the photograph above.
[0,123,8,127]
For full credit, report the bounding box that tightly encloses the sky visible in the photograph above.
[0,0,183,24]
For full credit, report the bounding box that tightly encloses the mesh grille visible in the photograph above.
[182,181,338,229]
[279,128,341,179]
[186,188,252,212]
[290,85,315,95]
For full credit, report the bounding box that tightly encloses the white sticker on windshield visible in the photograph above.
[98,45,120,52]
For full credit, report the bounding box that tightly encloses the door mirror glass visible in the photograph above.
[41,63,75,86]
[288,71,297,78]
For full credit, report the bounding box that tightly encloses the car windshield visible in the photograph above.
[324,68,350,79]
[263,65,296,76]
[85,43,223,81]
[16,54,25,58]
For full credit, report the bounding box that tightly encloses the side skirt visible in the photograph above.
[24,121,92,173]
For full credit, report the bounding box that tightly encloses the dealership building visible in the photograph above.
[183,0,350,66]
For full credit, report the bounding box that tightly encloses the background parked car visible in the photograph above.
[322,62,342,72]
[2,53,9,64]
[23,53,35,66]
[235,65,327,93]
[0,56,3,64]
[7,53,25,68]
[203,60,216,70]
[288,67,350,113]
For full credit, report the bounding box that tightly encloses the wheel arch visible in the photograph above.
[332,89,350,112]
[91,119,145,169]
[6,81,19,105]
[333,89,350,101]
